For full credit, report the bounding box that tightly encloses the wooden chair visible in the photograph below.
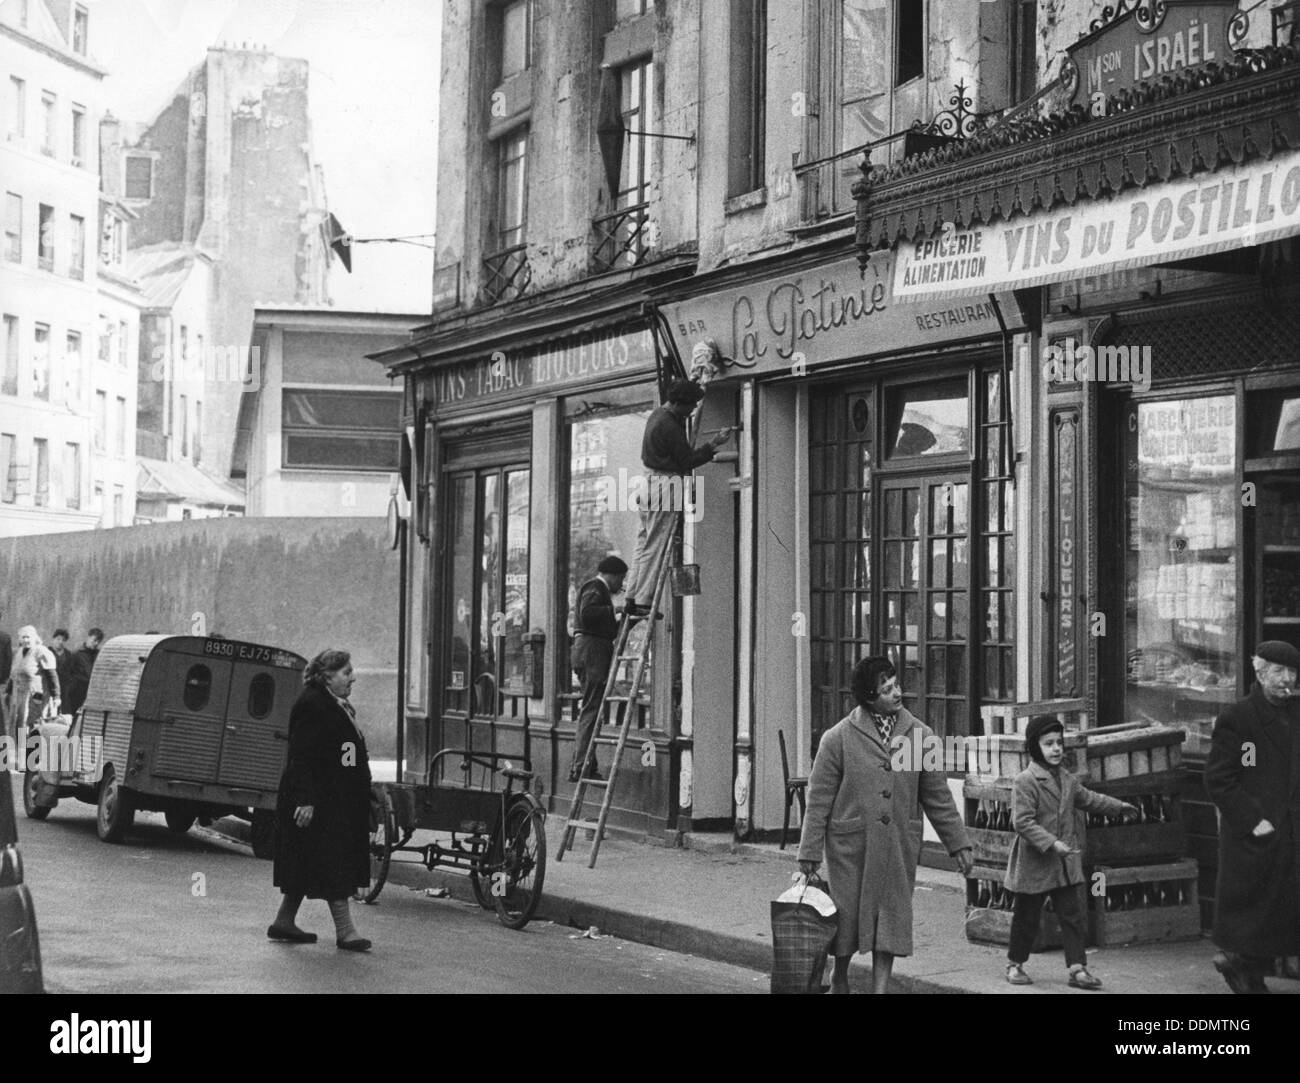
[778,729,807,850]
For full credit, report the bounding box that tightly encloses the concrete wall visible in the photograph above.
[0,516,402,755]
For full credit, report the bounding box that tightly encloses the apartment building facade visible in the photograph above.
[1,0,139,535]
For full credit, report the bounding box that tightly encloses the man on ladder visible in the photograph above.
[568,555,628,784]
[559,377,731,865]
[622,378,732,617]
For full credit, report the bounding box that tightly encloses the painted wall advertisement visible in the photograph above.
[893,150,1300,301]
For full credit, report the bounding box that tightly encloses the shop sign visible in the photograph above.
[664,252,1022,380]
[430,327,656,409]
[1053,410,1080,698]
[893,149,1300,301]
[1137,396,1235,475]
[1063,0,1244,108]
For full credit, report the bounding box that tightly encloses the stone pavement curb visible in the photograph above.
[378,831,972,995]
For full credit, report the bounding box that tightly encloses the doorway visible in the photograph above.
[438,430,532,786]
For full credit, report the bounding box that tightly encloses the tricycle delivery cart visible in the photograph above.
[358,750,546,930]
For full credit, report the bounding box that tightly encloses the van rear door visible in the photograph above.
[152,653,234,783]
[216,664,296,793]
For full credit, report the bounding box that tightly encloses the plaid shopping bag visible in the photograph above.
[770,875,838,994]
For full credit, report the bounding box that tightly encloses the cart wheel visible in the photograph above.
[493,798,547,930]
[165,809,196,834]
[96,766,134,843]
[250,809,276,860]
[355,794,394,904]
[22,771,51,820]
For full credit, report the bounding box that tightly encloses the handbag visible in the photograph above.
[770,874,839,994]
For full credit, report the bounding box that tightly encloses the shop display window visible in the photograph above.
[563,406,655,716]
[1124,394,1237,757]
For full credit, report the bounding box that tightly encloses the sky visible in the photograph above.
[83,0,440,312]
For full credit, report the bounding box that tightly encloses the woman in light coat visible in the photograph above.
[798,656,973,994]
[4,626,60,740]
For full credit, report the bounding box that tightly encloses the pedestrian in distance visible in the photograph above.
[568,555,628,783]
[63,628,104,717]
[49,629,73,702]
[4,626,60,742]
[1204,640,1300,994]
[0,613,11,734]
[1003,715,1138,989]
[621,378,731,617]
[797,655,974,994]
[269,649,373,952]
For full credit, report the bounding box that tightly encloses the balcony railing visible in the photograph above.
[481,243,530,305]
[591,200,651,274]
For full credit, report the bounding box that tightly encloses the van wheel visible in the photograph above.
[22,771,52,820]
[165,809,196,834]
[96,767,135,843]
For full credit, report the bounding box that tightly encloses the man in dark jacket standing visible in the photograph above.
[622,379,731,616]
[63,628,103,716]
[568,556,627,782]
[1205,640,1300,993]
[0,614,10,733]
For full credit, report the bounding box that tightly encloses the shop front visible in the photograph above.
[374,281,708,836]
[657,242,1028,842]
[852,2,1300,914]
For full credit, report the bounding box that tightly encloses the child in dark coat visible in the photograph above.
[1003,715,1139,989]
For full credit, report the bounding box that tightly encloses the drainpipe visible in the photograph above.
[733,379,757,839]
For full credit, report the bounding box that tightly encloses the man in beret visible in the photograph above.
[1205,640,1300,993]
[568,556,628,783]
[622,379,731,617]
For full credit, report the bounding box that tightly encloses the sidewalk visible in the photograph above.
[375,820,1298,995]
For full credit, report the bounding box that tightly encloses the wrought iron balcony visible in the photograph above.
[591,200,651,273]
[481,243,530,305]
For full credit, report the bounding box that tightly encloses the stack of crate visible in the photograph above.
[962,704,1199,950]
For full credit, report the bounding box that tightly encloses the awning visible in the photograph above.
[855,45,1300,301]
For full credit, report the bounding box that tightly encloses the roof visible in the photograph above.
[136,458,246,509]
[122,243,208,309]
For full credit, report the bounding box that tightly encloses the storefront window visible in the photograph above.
[563,407,654,711]
[501,468,531,692]
[886,378,970,458]
[1125,394,1237,758]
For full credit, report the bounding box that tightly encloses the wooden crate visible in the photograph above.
[963,864,1088,950]
[1088,860,1201,946]
[964,774,1187,868]
[1079,723,1184,782]
[966,732,1088,782]
[979,698,1089,736]
[1085,772,1186,864]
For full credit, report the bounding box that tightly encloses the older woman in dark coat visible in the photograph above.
[268,649,373,951]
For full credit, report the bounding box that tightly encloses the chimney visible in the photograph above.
[99,112,122,198]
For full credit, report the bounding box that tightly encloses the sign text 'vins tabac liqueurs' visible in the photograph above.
[430,327,657,409]
[893,150,1300,300]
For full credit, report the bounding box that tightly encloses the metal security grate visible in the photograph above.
[1099,294,1300,382]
